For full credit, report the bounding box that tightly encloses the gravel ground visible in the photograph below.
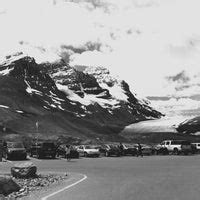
[3,173,68,199]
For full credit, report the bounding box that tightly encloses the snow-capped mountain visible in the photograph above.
[176,116,200,135]
[0,54,162,140]
[1,0,200,120]
[42,61,162,121]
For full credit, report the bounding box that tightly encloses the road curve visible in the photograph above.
[1,155,200,200]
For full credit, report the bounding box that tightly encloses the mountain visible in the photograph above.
[0,54,162,142]
[176,117,200,135]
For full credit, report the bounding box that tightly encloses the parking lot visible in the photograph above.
[0,140,199,199]
[1,154,200,200]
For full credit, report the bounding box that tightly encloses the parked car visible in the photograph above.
[159,140,194,155]
[153,144,169,155]
[3,141,27,160]
[76,145,100,157]
[121,144,137,156]
[181,140,195,155]
[191,143,200,153]
[56,144,79,159]
[133,144,154,156]
[98,144,121,157]
[30,141,57,159]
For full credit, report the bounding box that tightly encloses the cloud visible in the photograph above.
[151,97,200,117]
[166,71,190,83]
[1,0,200,98]
[163,69,200,99]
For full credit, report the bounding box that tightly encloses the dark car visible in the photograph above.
[99,144,121,157]
[133,144,154,156]
[121,144,137,156]
[3,141,27,160]
[30,141,57,159]
[191,143,198,153]
[181,140,194,155]
[57,144,79,159]
[153,144,169,155]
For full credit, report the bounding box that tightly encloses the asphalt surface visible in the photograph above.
[1,155,200,200]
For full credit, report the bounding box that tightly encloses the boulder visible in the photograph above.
[0,177,20,196]
[0,194,6,199]
[11,162,37,178]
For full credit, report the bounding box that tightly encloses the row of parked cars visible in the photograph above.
[76,140,200,157]
[1,140,200,160]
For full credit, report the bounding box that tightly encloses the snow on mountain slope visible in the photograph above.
[0,55,84,115]
[83,66,161,118]
[176,116,200,135]
[0,54,162,140]
[41,61,162,121]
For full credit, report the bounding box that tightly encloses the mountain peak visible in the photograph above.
[0,56,162,141]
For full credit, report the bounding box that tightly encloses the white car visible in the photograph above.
[76,145,100,157]
[159,140,192,155]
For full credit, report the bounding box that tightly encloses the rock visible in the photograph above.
[0,194,6,199]
[0,177,20,196]
[11,162,37,178]
[6,173,68,199]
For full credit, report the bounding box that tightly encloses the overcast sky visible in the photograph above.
[1,0,200,98]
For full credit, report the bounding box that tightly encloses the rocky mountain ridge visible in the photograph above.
[176,116,200,135]
[0,55,162,141]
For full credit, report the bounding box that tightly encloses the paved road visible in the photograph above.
[1,155,200,200]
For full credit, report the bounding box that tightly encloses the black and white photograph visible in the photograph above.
[1,0,200,199]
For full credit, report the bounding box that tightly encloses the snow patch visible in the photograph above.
[0,53,26,66]
[57,83,123,110]
[0,67,13,75]
[49,92,65,102]
[52,69,73,78]
[70,101,77,105]
[16,110,24,113]
[24,80,43,95]
[58,83,118,106]
[47,91,66,106]
[193,131,200,136]
[43,106,50,110]
[56,83,91,106]
[58,105,65,111]
[51,98,61,105]
[0,105,9,109]
[26,87,43,95]
[108,110,114,115]
[79,114,86,117]
[100,83,128,102]
[50,104,56,108]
